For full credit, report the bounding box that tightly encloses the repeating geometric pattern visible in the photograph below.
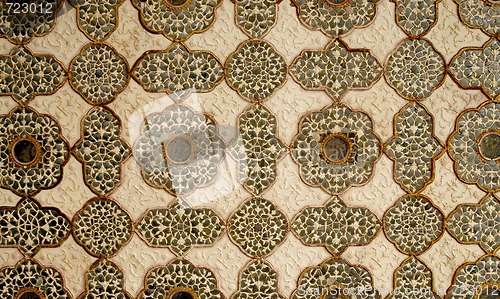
[228,197,288,258]
[385,102,444,193]
[0,106,69,197]
[136,201,225,256]
[233,0,280,38]
[292,196,381,256]
[72,197,133,258]
[0,46,66,105]
[132,43,224,101]
[234,104,287,195]
[72,106,131,196]
[232,259,286,299]
[388,256,441,299]
[69,0,125,41]
[137,258,225,299]
[290,39,383,100]
[454,0,499,37]
[446,193,500,253]
[0,198,71,257]
[447,101,500,192]
[133,104,226,195]
[385,38,446,100]
[383,194,444,255]
[226,39,287,102]
[291,103,381,194]
[448,38,500,100]
[0,0,63,44]
[69,43,129,106]
[131,0,223,41]
[392,0,439,37]
[80,259,134,299]
[0,259,71,299]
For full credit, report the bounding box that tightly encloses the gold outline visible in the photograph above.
[231,259,286,299]
[168,287,198,299]
[477,130,500,162]
[163,135,195,165]
[390,0,442,38]
[321,133,352,165]
[453,0,500,38]
[162,0,192,10]
[9,135,42,168]
[231,0,282,38]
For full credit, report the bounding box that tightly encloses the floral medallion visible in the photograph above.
[291,257,380,299]
[234,104,287,195]
[446,193,500,253]
[0,0,63,44]
[383,194,444,255]
[233,0,280,38]
[392,0,439,38]
[0,259,71,299]
[387,256,441,299]
[226,39,287,102]
[447,101,500,192]
[0,106,69,197]
[0,46,66,105]
[385,102,444,194]
[137,258,226,299]
[448,38,500,100]
[292,196,381,256]
[79,259,133,299]
[133,105,226,196]
[385,38,446,101]
[131,0,223,41]
[232,259,286,299]
[290,39,382,100]
[454,0,499,37]
[291,103,381,194]
[228,197,288,258]
[0,198,71,257]
[446,255,500,299]
[69,43,129,105]
[72,197,133,258]
[291,0,378,38]
[136,201,225,256]
[72,107,131,196]
[132,43,224,101]
[69,0,124,41]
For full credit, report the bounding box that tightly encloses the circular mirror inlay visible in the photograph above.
[163,0,191,8]
[18,291,43,299]
[325,0,350,6]
[165,136,193,164]
[322,134,351,164]
[478,132,500,161]
[12,137,39,166]
[171,291,195,299]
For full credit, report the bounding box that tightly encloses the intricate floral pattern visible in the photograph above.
[131,0,223,41]
[69,43,129,105]
[70,0,124,41]
[290,39,382,100]
[454,0,499,37]
[228,197,288,257]
[133,105,226,195]
[0,107,69,197]
[385,38,446,100]
[233,0,280,38]
[72,107,131,196]
[0,259,71,299]
[392,0,439,37]
[233,104,287,195]
[136,201,225,256]
[137,258,225,299]
[446,255,500,299]
[291,257,380,299]
[132,42,224,101]
[446,193,500,253]
[387,256,441,299]
[80,259,133,299]
[383,194,444,255]
[292,196,381,256]
[385,102,444,193]
[448,38,500,100]
[291,0,378,38]
[226,39,287,102]
[447,101,500,192]
[232,259,285,299]
[72,198,133,257]
[0,198,70,257]
[291,103,381,194]
[0,46,66,105]
[0,0,63,44]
